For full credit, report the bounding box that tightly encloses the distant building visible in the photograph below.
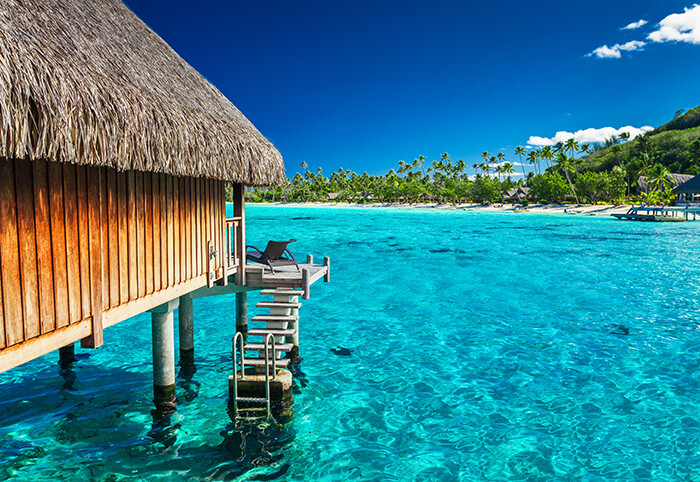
[504,187,530,202]
[636,174,693,194]
[673,175,700,206]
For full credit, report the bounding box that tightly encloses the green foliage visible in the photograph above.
[468,177,501,203]
[527,173,569,203]
[574,171,625,204]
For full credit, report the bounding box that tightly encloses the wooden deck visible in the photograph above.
[245,262,329,289]
[612,206,692,222]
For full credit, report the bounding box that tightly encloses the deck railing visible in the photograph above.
[225,217,243,277]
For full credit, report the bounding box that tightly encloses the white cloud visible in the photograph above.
[526,125,654,146]
[648,4,700,44]
[589,40,646,58]
[623,19,648,30]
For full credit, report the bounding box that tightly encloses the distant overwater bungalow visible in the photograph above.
[0,0,328,413]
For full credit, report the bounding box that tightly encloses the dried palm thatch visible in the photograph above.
[0,0,284,185]
[673,175,700,194]
[636,174,693,194]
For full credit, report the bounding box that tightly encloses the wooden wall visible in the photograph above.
[0,158,230,365]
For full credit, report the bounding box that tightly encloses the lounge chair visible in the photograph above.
[246,239,299,273]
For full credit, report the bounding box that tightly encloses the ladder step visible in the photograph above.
[252,314,298,322]
[244,342,294,352]
[260,289,304,296]
[256,301,302,309]
[248,328,297,337]
[235,396,268,403]
[244,358,291,368]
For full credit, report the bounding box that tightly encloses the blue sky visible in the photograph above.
[125,0,700,177]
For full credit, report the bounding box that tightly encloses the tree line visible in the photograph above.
[245,133,695,205]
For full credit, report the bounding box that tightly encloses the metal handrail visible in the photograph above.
[264,334,277,416]
[232,332,245,413]
[232,332,276,418]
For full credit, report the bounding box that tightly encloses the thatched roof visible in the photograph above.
[0,0,284,185]
[636,174,693,194]
[673,175,700,194]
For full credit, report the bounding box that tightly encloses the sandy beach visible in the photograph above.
[248,201,632,217]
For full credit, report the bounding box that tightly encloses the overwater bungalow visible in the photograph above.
[673,174,700,207]
[636,173,693,194]
[0,0,328,409]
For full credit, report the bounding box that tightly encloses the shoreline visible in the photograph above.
[246,201,632,216]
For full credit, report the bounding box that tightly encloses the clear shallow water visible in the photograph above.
[2,206,700,481]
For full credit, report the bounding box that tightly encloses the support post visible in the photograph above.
[178,294,194,366]
[302,268,310,300]
[306,254,313,265]
[59,343,75,365]
[81,166,104,348]
[323,256,330,282]
[150,300,178,407]
[236,292,248,339]
[234,183,246,286]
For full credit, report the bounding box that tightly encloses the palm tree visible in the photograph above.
[527,150,539,176]
[540,145,553,170]
[555,152,580,204]
[648,164,673,200]
[502,162,515,179]
[564,138,580,162]
[514,146,527,178]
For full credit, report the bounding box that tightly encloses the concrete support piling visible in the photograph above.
[178,294,194,366]
[151,300,178,407]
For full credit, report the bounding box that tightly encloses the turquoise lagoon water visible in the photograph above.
[1,205,700,481]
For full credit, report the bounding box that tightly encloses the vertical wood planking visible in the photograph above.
[0,159,24,345]
[179,178,186,282]
[218,182,225,278]
[213,181,220,277]
[48,161,69,329]
[203,178,209,274]
[160,174,167,289]
[127,171,137,300]
[0,254,4,348]
[76,166,91,320]
[100,169,109,310]
[32,160,55,335]
[219,182,227,282]
[144,172,154,294]
[117,171,129,304]
[166,175,174,287]
[14,160,39,338]
[152,173,161,291]
[107,169,119,308]
[62,163,81,325]
[135,172,146,297]
[173,177,180,285]
[195,178,202,276]
[190,178,196,278]
[81,167,103,348]
[184,177,192,280]
[233,183,246,285]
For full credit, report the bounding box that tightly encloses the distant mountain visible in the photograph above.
[584,105,700,176]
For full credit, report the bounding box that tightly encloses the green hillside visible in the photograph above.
[584,106,700,176]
